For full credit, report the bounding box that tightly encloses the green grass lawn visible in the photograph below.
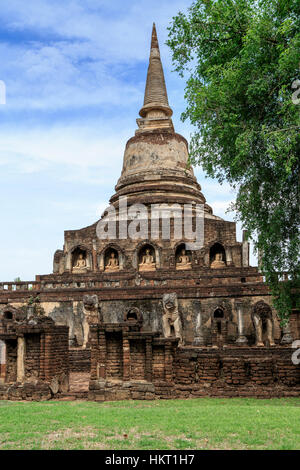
[0,398,299,450]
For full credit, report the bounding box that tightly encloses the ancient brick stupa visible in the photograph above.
[0,24,299,400]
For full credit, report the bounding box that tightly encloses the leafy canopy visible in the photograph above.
[167,0,300,321]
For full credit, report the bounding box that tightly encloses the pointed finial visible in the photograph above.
[138,23,173,122]
[151,23,159,50]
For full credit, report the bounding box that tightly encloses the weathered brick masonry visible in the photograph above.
[0,303,69,401]
[87,319,299,401]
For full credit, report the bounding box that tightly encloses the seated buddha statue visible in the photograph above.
[73,253,87,272]
[176,248,192,270]
[139,248,156,271]
[105,252,119,272]
[211,252,226,269]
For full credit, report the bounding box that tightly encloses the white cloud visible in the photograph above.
[2,0,191,62]
[0,123,128,173]
[210,200,235,218]
[1,42,143,111]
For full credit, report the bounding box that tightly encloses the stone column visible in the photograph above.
[86,253,92,270]
[99,252,105,271]
[281,320,293,345]
[119,253,124,270]
[122,328,130,382]
[194,312,205,346]
[225,247,233,266]
[66,252,72,271]
[92,239,97,272]
[235,303,248,345]
[242,230,250,267]
[132,250,138,270]
[17,336,25,383]
[0,340,6,381]
[155,248,160,268]
[98,329,106,379]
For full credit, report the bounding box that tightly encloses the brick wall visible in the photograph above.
[0,324,69,401]
[25,333,40,380]
[89,344,300,401]
[69,348,91,372]
[130,339,146,380]
[106,332,123,379]
[45,327,69,381]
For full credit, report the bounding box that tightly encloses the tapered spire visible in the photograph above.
[137,23,173,131]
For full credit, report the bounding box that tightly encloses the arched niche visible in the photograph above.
[175,243,192,270]
[3,311,13,320]
[104,247,120,272]
[211,306,228,345]
[138,243,156,271]
[71,246,91,273]
[0,306,17,322]
[210,243,226,268]
[98,245,124,271]
[213,308,224,320]
[124,307,143,326]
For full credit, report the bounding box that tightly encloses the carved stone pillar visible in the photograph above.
[119,252,124,270]
[194,312,205,346]
[92,240,97,272]
[17,336,25,383]
[0,340,6,381]
[225,247,233,266]
[66,252,72,271]
[235,302,248,345]
[99,252,105,271]
[281,321,293,345]
[98,329,106,379]
[242,230,250,267]
[155,248,160,268]
[86,253,92,270]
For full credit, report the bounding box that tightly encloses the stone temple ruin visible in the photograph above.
[0,24,299,401]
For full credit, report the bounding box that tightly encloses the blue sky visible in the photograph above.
[0,0,256,281]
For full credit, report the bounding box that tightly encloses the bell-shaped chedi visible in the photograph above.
[111,24,211,212]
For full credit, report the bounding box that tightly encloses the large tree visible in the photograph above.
[167,0,300,322]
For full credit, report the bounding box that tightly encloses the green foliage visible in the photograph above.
[167,0,300,321]
[27,296,35,306]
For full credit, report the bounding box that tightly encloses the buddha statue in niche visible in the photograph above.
[211,252,226,269]
[176,248,191,270]
[73,253,87,272]
[139,248,156,271]
[105,251,119,272]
